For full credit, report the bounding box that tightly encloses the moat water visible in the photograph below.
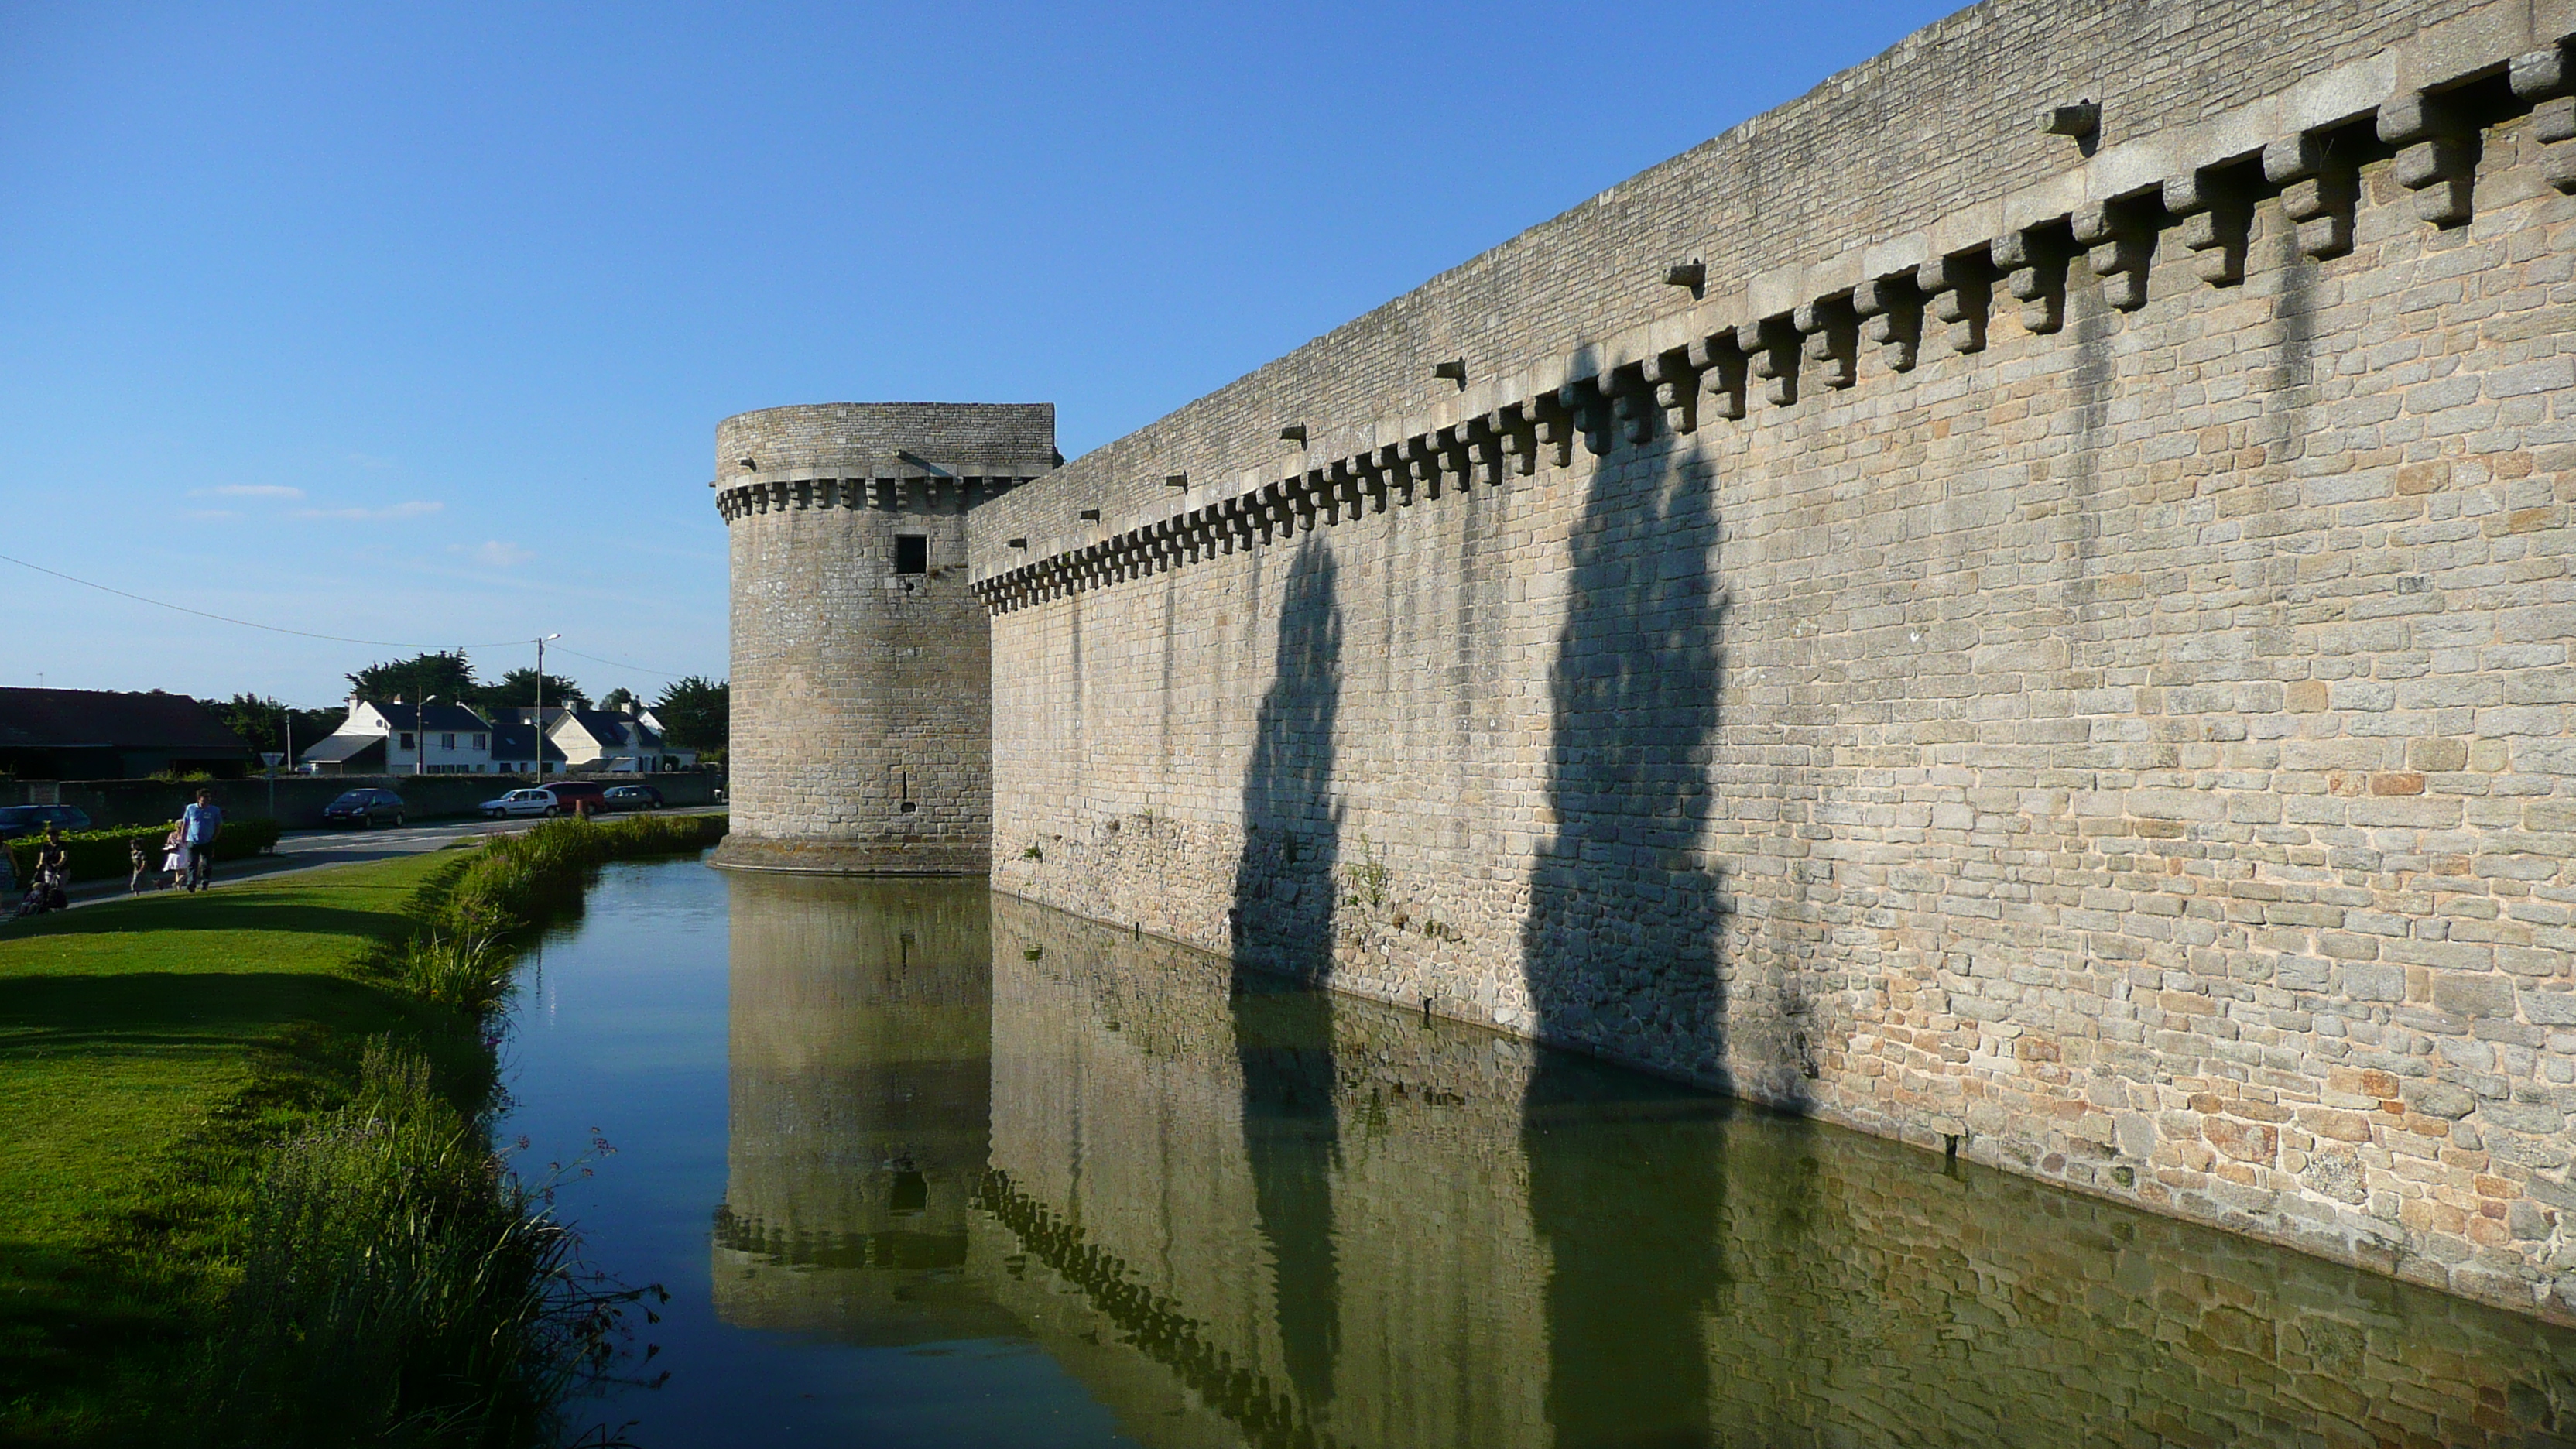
[505,858,2576,1447]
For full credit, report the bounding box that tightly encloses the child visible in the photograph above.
[159,827,188,892]
[128,838,152,894]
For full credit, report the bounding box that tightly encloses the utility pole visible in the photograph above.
[535,634,560,777]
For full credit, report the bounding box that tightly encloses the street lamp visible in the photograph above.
[534,634,561,776]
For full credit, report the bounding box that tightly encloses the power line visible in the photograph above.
[547,645,705,681]
[0,551,529,649]
[1,551,717,685]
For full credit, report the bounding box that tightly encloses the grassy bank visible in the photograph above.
[0,814,725,1446]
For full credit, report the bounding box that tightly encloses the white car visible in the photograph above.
[481,787,563,820]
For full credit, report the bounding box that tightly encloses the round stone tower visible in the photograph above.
[710,402,1057,874]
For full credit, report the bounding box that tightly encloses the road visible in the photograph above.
[24,807,724,915]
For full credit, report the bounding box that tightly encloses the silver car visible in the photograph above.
[481,787,562,820]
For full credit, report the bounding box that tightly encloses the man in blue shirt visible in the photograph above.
[180,790,223,892]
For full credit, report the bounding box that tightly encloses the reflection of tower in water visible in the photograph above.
[711,872,1009,1345]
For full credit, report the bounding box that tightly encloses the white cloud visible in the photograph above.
[189,484,305,499]
[456,540,535,567]
[293,500,444,521]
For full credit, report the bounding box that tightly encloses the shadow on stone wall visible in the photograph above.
[1228,536,1347,1407]
[1517,426,1729,1085]
[1519,413,1733,1444]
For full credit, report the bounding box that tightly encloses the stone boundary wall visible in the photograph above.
[0,770,724,831]
[964,0,2576,1319]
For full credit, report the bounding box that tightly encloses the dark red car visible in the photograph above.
[544,780,610,817]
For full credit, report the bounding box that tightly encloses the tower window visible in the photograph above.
[894,535,928,574]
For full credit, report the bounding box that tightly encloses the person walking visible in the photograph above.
[180,790,224,892]
[128,837,152,894]
[33,825,70,912]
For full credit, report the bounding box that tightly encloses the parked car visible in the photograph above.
[0,805,94,841]
[320,789,406,828]
[481,787,561,819]
[601,784,663,811]
[545,780,610,817]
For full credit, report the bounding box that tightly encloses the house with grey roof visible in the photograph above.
[306,698,496,775]
[547,704,696,773]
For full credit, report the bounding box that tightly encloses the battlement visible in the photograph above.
[713,402,1057,526]
[968,0,2576,602]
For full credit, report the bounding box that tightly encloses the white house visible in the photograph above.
[303,698,496,775]
[547,704,697,772]
[486,714,567,776]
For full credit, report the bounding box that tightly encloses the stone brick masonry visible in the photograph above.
[714,402,1055,873]
[726,1,2576,1316]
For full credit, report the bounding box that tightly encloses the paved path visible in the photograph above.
[19,807,724,916]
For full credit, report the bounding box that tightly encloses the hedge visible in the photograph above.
[7,817,284,885]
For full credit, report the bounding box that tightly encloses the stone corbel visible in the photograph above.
[1425,430,1471,498]
[1365,444,1409,508]
[2378,89,2478,228]
[1735,317,1799,407]
[2264,129,2360,259]
[1460,415,1506,483]
[1643,350,1700,434]
[1599,365,1656,444]
[1850,273,1923,372]
[1687,333,1749,420]
[2163,162,2255,286]
[1391,436,1434,502]
[1493,403,1540,475]
[2514,45,2576,193]
[1526,395,1577,468]
[1914,252,1989,355]
[1793,296,1858,391]
[1992,226,2071,331]
[1556,378,1615,456]
[1338,458,1372,518]
[2070,201,2154,312]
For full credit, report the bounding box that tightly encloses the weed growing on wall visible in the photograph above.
[1341,834,1389,910]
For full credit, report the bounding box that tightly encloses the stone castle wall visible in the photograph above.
[714,402,1055,873]
[953,0,2576,1318]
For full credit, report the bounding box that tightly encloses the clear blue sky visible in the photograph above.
[0,0,1957,711]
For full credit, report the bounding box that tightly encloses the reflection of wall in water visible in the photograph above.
[976,894,2576,1449]
[981,896,1551,1449]
[712,872,1011,1345]
[1696,1120,2576,1449]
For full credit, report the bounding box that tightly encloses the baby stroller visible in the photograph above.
[14,865,65,918]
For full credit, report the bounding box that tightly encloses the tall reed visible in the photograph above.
[205,1041,657,1446]
[206,812,721,1444]
[393,813,730,1017]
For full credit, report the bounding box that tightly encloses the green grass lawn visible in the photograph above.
[0,854,455,1444]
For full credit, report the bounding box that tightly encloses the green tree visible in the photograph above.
[468,667,588,718]
[651,677,728,753]
[598,687,639,713]
[214,694,343,765]
[345,650,477,705]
